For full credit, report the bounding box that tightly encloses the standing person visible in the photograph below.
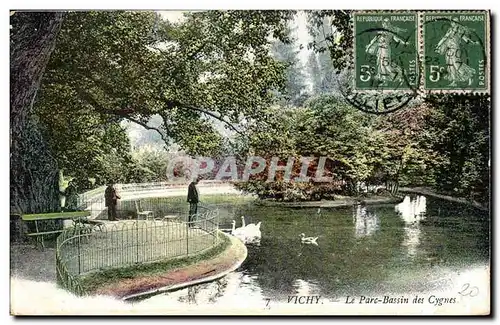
[105,181,121,221]
[187,177,201,227]
[64,181,79,211]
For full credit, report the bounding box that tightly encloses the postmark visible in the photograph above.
[354,12,419,91]
[344,10,490,114]
[338,76,418,115]
[421,11,490,92]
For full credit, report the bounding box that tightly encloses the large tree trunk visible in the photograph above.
[10,12,65,222]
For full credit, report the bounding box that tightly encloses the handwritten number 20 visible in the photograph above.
[458,283,479,297]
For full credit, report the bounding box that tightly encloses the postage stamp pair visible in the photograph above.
[353,11,490,93]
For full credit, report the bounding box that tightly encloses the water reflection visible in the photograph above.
[353,205,380,238]
[293,279,321,296]
[396,196,427,223]
[146,272,265,307]
[136,194,488,307]
[395,195,427,257]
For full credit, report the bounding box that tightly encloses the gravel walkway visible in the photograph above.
[10,244,57,283]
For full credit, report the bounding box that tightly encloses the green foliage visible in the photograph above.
[26,10,490,207]
[422,95,490,201]
[301,10,490,204]
[235,180,339,202]
[235,95,383,200]
[127,146,170,182]
[34,10,295,188]
[233,92,484,202]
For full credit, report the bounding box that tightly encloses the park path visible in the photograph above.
[10,244,57,283]
[84,183,243,220]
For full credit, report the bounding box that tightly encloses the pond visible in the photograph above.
[135,194,490,308]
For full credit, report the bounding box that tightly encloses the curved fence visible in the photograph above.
[56,207,220,296]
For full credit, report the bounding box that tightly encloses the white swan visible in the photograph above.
[240,216,260,232]
[300,233,318,246]
[235,216,262,244]
[231,220,248,243]
[240,216,261,240]
[245,225,261,243]
[241,216,261,231]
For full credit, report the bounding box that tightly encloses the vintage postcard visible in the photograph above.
[9,9,491,316]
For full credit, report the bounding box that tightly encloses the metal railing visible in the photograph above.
[74,181,237,215]
[116,180,230,192]
[76,185,106,210]
[56,204,220,296]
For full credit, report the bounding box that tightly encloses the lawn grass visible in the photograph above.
[79,231,232,294]
[116,194,255,220]
[62,220,220,274]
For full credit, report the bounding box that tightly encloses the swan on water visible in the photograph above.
[299,233,318,246]
[231,220,248,243]
[231,217,262,245]
[240,216,262,243]
[242,216,261,230]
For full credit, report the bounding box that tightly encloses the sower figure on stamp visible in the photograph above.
[105,181,121,221]
[187,177,201,228]
[435,18,479,87]
[365,18,409,85]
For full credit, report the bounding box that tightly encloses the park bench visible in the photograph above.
[21,211,94,248]
[134,200,154,220]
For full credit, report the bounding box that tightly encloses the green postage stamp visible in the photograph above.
[422,12,489,92]
[353,12,418,91]
[353,10,490,93]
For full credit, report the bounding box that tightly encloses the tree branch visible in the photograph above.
[162,41,208,79]
[171,101,244,135]
[74,87,170,146]
[122,115,170,148]
[73,62,244,136]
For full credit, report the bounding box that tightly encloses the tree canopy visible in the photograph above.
[11,10,490,213]
[34,10,296,188]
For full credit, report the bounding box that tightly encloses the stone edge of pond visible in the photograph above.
[119,232,247,302]
[254,195,404,208]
